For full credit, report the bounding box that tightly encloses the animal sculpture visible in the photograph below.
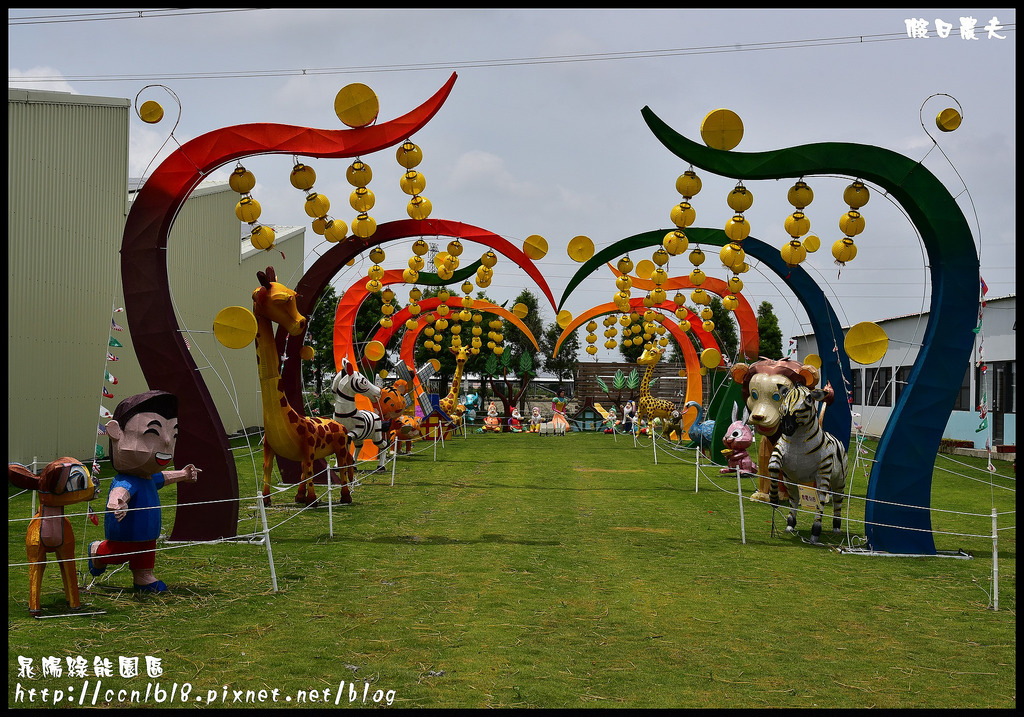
[331,357,390,469]
[252,267,352,505]
[684,401,715,454]
[731,358,821,502]
[768,382,848,543]
[439,345,470,418]
[635,347,679,426]
[720,402,757,475]
[9,458,99,616]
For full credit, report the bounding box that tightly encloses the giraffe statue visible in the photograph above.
[635,346,680,432]
[252,267,353,506]
[438,345,470,417]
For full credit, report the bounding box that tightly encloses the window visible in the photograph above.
[990,361,1016,414]
[849,368,862,406]
[894,365,912,404]
[867,366,892,407]
[951,364,971,411]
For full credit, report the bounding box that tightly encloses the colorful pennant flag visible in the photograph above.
[111,318,125,331]
[108,336,123,348]
[100,405,112,419]
[88,505,99,526]
[106,352,119,362]
[105,370,118,385]
[97,423,107,435]
[102,386,114,398]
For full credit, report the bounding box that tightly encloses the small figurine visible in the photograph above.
[529,406,543,433]
[481,402,502,432]
[9,458,99,616]
[87,390,201,593]
[508,407,523,433]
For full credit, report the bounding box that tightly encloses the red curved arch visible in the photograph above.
[120,73,458,540]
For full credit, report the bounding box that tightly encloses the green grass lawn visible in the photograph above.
[8,431,1016,708]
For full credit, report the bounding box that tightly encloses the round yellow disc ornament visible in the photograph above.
[335,83,379,128]
[567,235,594,262]
[936,107,962,132]
[139,100,164,124]
[700,109,744,151]
[213,306,258,349]
[803,353,822,369]
[364,340,386,362]
[701,347,722,368]
[556,310,573,329]
[845,321,889,365]
[523,234,548,260]
[512,302,529,319]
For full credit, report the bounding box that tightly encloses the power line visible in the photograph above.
[8,8,262,26]
[10,25,1013,84]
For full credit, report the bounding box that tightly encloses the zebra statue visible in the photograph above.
[331,357,390,469]
[768,382,848,543]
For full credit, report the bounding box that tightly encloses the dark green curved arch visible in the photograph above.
[640,106,979,554]
[560,228,852,451]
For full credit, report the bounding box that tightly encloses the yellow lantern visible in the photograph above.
[481,251,498,268]
[365,279,382,293]
[412,239,429,256]
[688,247,706,266]
[400,170,426,195]
[784,211,811,237]
[719,242,745,269]
[689,268,706,286]
[616,256,634,274]
[723,294,739,311]
[407,195,432,220]
[843,181,870,209]
[409,255,425,271]
[324,219,347,243]
[409,288,423,301]
[352,213,376,238]
[229,166,256,194]
[700,307,714,321]
[346,160,372,187]
[405,319,419,331]
[780,239,807,267]
[663,230,688,255]
[235,197,261,224]
[691,288,709,305]
[586,345,598,355]
[604,339,617,349]
[304,192,330,219]
[367,265,384,281]
[727,185,753,212]
[379,317,393,329]
[839,210,866,237]
[615,275,632,292]
[448,240,464,257]
[673,292,686,306]
[350,187,375,213]
[670,202,696,228]
[462,280,474,294]
[396,141,423,169]
[652,248,670,266]
[702,320,716,333]
[678,319,691,332]
[675,170,702,198]
[312,217,328,235]
[290,163,317,191]
[402,268,419,283]
[787,181,814,209]
[832,238,858,264]
[651,267,668,285]
[727,276,744,293]
[437,266,454,281]
[250,225,275,251]
[724,215,750,242]
[437,304,450,317]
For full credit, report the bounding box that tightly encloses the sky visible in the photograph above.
[8,8,1016,365]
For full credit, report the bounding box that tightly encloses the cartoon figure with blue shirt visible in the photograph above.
[87,390,200,593]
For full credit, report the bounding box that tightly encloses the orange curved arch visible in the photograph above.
[608,264,760,361]
[557,299,718,428]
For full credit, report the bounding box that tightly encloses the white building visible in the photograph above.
[793,294,1015,448]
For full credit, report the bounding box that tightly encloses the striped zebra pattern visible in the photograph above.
[331,358,389,467]
[767,382,848,543]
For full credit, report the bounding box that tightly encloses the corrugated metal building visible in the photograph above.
[8,88,305,468]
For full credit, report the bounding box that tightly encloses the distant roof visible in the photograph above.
[790,293,1015,339]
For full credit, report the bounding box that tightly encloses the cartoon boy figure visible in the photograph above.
[88,390,200,593]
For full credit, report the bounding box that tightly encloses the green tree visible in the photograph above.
[304,284,340,417]
[708,296,739,363]
[541,321,580,386]
[756,301,784,359]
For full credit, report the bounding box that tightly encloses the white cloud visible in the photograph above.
[8,66,76,94]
